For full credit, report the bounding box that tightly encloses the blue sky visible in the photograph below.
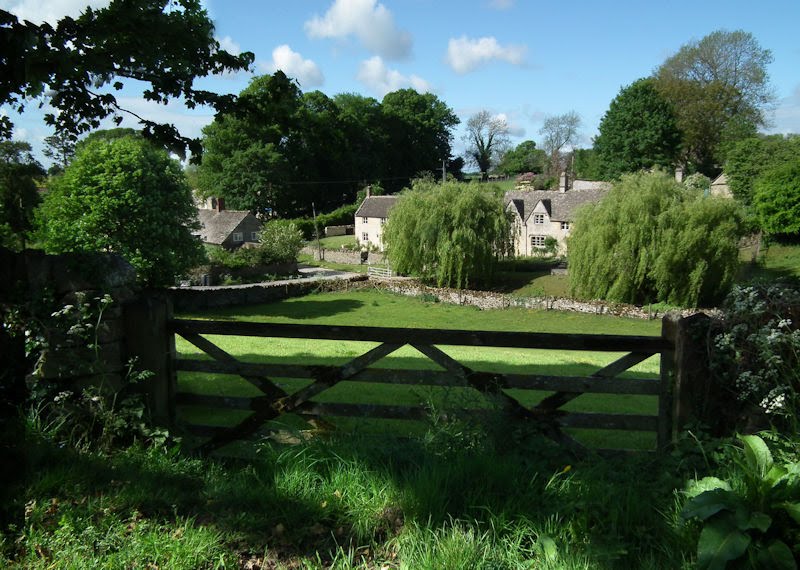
[2,0,799,167]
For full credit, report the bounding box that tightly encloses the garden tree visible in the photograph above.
[197,72,301,216]
[0,141,44,249]
[496,140,546,175]
[593,79,682,179]
[463,110,510,180]
[724,135,800,204]
[654,29,774,175]
[383,179,512,288]
[752,158,800,238]
[568,171,746,307]
[0,1,253,157]
[539,111,581,175]
[334,93,390,189]
[42,131,76,173]
[37,136,203,286]
[285,91,351,213]
[572,148,603,180]
[75,128,142,154]
[381,89,460,192]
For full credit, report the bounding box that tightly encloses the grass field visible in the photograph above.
[176,288,663,450]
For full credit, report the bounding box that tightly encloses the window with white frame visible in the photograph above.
[561,221,570,231]
[533,214,545,224]
[232,232,244,243]
[362,217,369,224]
[531,235,546,248]
[362,232,369,242]
[250,231,260,241]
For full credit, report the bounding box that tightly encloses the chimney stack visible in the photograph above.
[559,171,569,193]
[365,185,371,198]
[216,197,225,213]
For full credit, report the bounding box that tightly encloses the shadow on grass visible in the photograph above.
[24,422,693,568]
[737,260,800,285]
[182,298,366,321]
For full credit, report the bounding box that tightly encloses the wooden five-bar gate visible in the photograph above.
[124,297,705,457]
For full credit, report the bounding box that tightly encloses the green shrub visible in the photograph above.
[383,180,513,289]
[258,219,304,264]
[568,171,746,307]
[681,434,800,570]
[709,284,800,432]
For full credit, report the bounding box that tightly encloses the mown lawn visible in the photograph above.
[176,288,664,450]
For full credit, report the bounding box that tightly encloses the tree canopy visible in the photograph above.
[198,75,460,217]
[752,158,800,238]
[654,30,774,176]
[382,89,460,182]
[539,112,581,175]
[724,135,800,205]
[593,79,682,179]
[496,140,546,176]
[0,0,253,157]
[383,180,512,289]
[0,141,44,249]
[568,171,745,307]
[37,136,203,286]
[463,111,510,179]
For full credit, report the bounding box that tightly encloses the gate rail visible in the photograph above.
[167,318,675,456]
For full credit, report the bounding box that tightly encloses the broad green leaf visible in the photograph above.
[755,540,797,570]
[687,477,732,497]
[697,515,751,570]
[682,489,739,521]
[741,511,771,533]
[766,464,788,487]
[536,535,558,562]
[740,434,773,478]
[783,502,800,524]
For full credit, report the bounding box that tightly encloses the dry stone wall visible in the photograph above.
[364,277,706,320]
[14,251,139,393]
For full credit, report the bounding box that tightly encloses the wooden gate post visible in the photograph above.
[123,293,176,428]
[661,312,712,444]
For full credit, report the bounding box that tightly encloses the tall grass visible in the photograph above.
[9,421,698,569]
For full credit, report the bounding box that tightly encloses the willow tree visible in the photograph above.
[568,171,745,307]
[383,180,512,289]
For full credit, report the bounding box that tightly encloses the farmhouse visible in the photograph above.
[196,198,262,250]
[354,191,398,251]
[505,173,609,256]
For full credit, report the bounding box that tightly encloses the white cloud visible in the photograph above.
[216,35,241,56]
[494,112,525,137]
[356,56,430,97]
[1,0,110,24]
[445,35,526,74]
[259,45,324,88]
[305,0,411,60]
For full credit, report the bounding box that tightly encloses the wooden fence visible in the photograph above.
[367,265,393,278]
[126,297,707,457]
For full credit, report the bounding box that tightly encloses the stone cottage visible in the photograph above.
[505,173,609,256]
[354,191,398,252]
[196,198,262,250]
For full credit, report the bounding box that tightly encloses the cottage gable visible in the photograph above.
[197,208,262,249]
[355,195,398,252]
[355,195,398,219]
[505,185,608,257]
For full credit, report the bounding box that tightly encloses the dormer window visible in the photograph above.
[533,214,545,224]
